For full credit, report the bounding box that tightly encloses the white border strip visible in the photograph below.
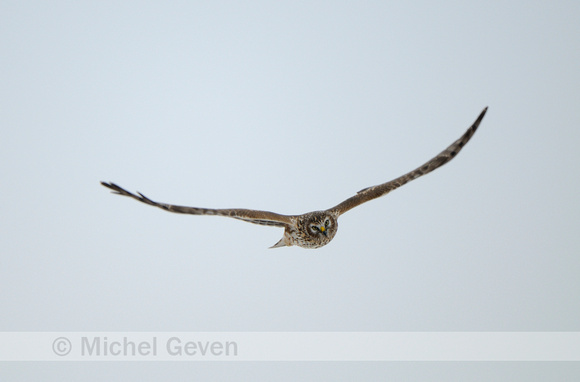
[1,332,579,361]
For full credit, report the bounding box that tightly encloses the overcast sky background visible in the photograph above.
[2,1,579,380]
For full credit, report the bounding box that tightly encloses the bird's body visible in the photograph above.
[101,107,487,249]
[271,211,338,249]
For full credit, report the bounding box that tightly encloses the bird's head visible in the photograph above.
[303,211,338,245]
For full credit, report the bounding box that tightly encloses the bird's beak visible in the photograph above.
[320,226,326,236]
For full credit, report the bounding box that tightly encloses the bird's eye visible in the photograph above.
[325,219,330,227]
[311,225,318,231]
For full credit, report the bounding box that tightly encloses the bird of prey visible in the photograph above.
[102,107,487,248]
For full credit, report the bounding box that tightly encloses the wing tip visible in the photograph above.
[478,106,488,121]
[100,181,118,192]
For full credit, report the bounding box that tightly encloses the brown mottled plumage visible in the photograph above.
[101,107,487,249]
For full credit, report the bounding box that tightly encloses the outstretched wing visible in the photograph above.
[100,182,293,227]
[329,107,488,217]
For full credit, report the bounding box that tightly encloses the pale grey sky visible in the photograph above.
[1,1,579,380]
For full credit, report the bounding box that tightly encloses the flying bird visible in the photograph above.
[102,107,487,249]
